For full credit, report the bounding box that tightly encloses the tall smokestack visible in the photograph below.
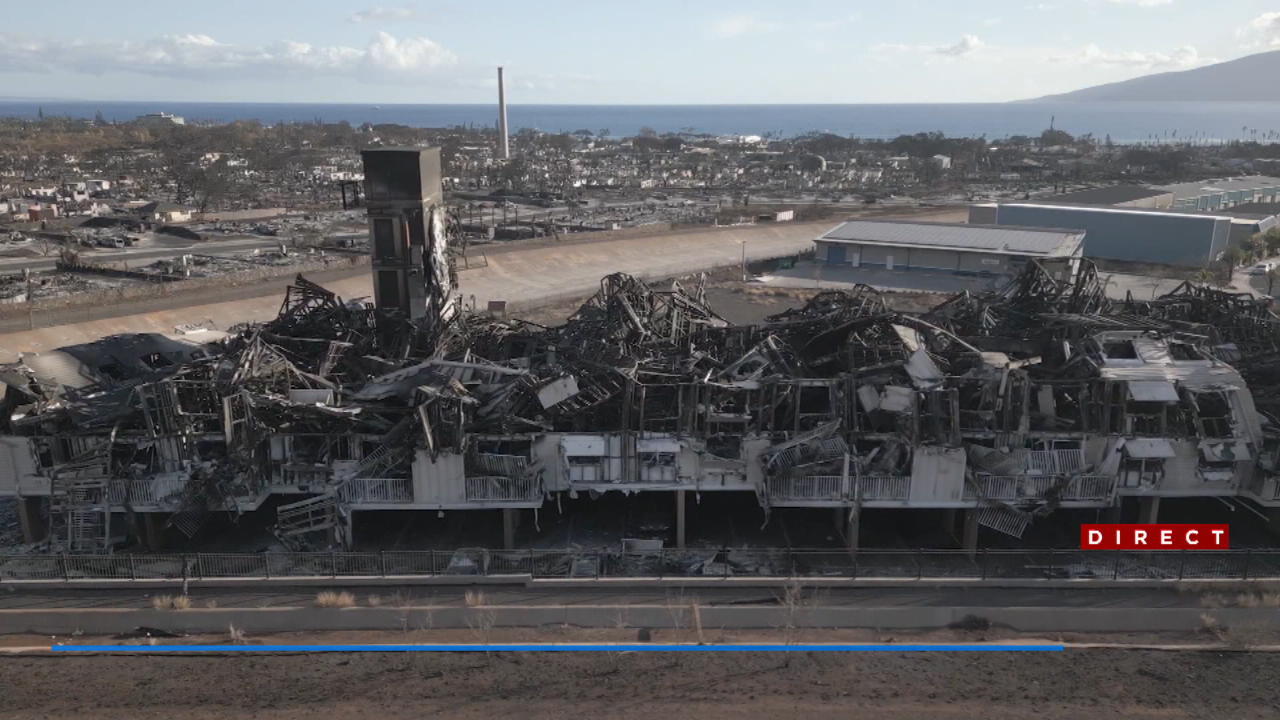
[497,66,510,160]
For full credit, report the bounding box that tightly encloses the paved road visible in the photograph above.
[0,584,1206,610]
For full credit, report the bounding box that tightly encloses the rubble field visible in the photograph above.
[0,628,1277,719]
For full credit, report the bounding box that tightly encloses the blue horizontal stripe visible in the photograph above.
[52,644,1064,653]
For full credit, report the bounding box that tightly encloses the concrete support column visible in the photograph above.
[502,508,519,550]
[17,497,47,544]
[1138,496,1160,525]
[675,491,686,549]
[962,509,980,559]
[845,508,860,554]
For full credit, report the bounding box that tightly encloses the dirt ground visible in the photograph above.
[0,628,1277,719]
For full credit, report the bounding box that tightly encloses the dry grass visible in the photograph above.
[314,591,357,608]
[1179,581,1280,595]
[1200,592,1280,608]
[691,602,705,645]
[463,590,486,607]
[366,594,383,608]
[1200,613,1229,642]
[150,594,191,610]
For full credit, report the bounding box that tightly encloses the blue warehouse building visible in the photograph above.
[973,203,1233,268]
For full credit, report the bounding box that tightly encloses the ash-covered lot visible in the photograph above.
[1,628,1276,720]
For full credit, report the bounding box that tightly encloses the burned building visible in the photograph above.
[1,148,1279,555]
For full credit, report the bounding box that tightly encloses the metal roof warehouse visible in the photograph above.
[815,219,1084,277]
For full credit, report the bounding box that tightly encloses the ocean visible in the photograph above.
[2,100,1280,143]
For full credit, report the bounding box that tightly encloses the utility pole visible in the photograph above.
[740,240,747,282]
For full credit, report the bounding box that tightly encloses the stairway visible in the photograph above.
[276,494,338,537]
[49,456,112,554]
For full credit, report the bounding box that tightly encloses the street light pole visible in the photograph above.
[740,240,747,282]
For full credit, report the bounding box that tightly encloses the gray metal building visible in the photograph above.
[1046,185,1174,209]
[1155,176,1280,212]
[976,203,1232,267]
[815,220,1083,279]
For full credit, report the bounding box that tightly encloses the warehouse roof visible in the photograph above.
[1228,202,1280,217]
[1155,175,1280,200]
[1047,185,1172,206]
[817,220,1083,257]
[996,203,1231,223]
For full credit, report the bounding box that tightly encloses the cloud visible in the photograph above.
[936,35,985,56]
[1102,0,1172,7]
[348,6,418,23]
[812,14,862,31]
[0,31,456,81]
[365,32,454,71]
[1051,43,1211,69]
[875,35,986,58]
[710,14,776,38]
[1238,11,1280,47]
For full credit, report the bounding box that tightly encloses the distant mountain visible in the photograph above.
[1030,50,1280,102]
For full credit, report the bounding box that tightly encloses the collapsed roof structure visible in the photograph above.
[2,148,1279,555]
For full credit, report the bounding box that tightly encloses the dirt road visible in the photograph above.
[0,629,1275,719]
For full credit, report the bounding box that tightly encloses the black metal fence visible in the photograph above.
[2,548,1279,582]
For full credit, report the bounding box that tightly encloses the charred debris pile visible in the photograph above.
[2,259,1278,553]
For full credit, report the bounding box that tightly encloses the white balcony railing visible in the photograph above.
[464,475,542,502]
[857,475,911,501]
[768,475,843,501]
[106,475,185,506]
[1064,474,1116,500]
[966,473,1115,501]
[766,474,910,502]
[338,477,413,504]
[1017,448,1086,475]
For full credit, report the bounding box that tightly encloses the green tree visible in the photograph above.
[1262,227,1280,255]
[1039,128,1075,146]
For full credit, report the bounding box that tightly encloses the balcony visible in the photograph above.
[857,475,911,501]
[338,478,413,504]
[464,475,542,503]
[106,475,186,507]
[768,474,842,502]
[966,474,1115,502]
[1016,448,1086,475]
[1066,475,1117,500]
[766,474,910,504]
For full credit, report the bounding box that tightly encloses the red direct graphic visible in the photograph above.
[1080,524,1230,550]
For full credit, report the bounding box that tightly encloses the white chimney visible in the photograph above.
[497,66,510,160]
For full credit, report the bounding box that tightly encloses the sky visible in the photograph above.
[2,1,1280,104]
